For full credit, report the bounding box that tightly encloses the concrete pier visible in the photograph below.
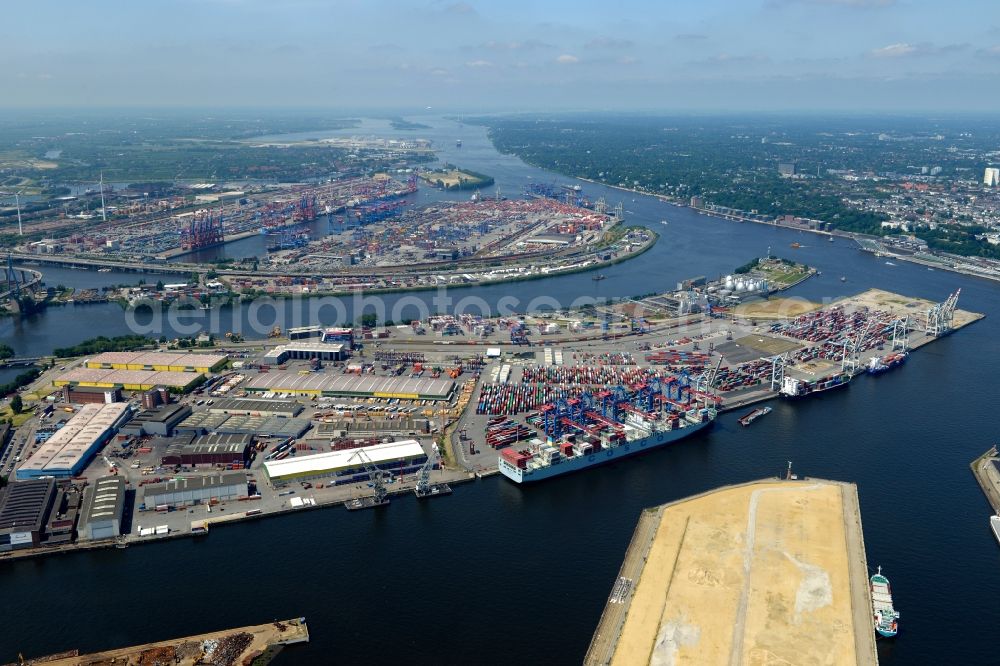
[585,478,877,666]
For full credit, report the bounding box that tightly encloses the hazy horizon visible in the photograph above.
[3,0,999,113]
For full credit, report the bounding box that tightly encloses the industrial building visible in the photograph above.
[17,403,132,480]
[0,479,57,551]
[243,371,455,401]
[173,410,231,436]
[287,325,323,340]
[321,327,354,346]
[84,351,228,373]
[161,434,252,468]
[208,397,303,418]
[54,367,207,393]
[262,343,348,365]
[62,385,123,405]
[307,418,430,440]
[82,476,125,540]
[262,439,427,486]
[118,403,192,437]
[142,472,247,509]
[215,415,311,438]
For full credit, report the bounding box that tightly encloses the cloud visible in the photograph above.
[691,53,770,66]
[556,54,579,64]
[675,33,708,41]
[442,2,477,14]
[480,39,553,51]
[868,42,968,58]
[584,37,634,49]
[977,45,1000,57]
[617,56,638,65]
[465,59,493,68]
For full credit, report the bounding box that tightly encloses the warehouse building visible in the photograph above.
[17,403,133,480]
[173,411,231,436]
[62,385,123,405]
[307,418,430,440]
[262,440,427,487]
[243,372,455,401]
[0,479,57,551]
[287,325,323,340]
[262,343,348,365]
[82,476,125,541]
[85,351,228,373]
[215,415,311,439]
[54,367,206,393]
[142,472,247,509]
[321,327,354,346]
[118,403,192,438]
[161,434,252,468]
[208,397,303,418]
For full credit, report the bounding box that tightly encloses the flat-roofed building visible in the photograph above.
[54,367,206,393]
[84,351,228,373]
[117,403,192,437]
[16,403,132,480]
[208,397,303,418]
[161,433,253,467]
[0,479,57,551]
[262,439,427,487]
[142,472,247,509]
[83,476,125,540]
[244,371,455,401]
[262,343,347,365]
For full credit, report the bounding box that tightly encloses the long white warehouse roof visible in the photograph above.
[263,440,425,479]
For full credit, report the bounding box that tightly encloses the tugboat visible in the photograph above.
[871,566,900,638]
[456,139,462,148]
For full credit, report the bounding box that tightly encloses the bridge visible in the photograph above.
[2,253,43,303]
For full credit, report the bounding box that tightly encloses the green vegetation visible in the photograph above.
[477,115,1000,259]
[0,368,40,396]
[389,118,431,130]
[9,395,22,414]
[0,343,13,360]
[53,335,155,358]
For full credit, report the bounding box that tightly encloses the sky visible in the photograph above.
[3,0,1000,112]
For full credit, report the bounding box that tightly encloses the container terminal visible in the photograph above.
[0,278,983,561]
[9,617,309,666]
[584,478,877,666]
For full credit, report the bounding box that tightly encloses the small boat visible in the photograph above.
[97,267,112,273]
[885,261,896,266]
[455,139,462,148]
[871,566,899,638]
[738,406,772,427]
[828,236,834,242]
[660,219,668,225]
[840,276,847,282]
[990,515,1000,547]
[790,242,801,249]
[592,274,606,281]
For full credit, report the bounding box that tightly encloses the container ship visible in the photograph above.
[867,351,908,375]
[738,405,772,427]
[499,385,717,484]
[871,566,900,638]
[779,373,850,399]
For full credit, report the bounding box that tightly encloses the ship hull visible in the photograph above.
[782,379,850,400]
[499,419,713,484]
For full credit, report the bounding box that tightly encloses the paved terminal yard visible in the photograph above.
[13,617,309,666]
[585,479,876,666]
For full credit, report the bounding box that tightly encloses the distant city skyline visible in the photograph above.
[2,0,999,111]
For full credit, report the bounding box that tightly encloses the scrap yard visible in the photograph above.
[12,617,309,666]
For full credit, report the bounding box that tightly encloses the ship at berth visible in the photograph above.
[498,380,717,484]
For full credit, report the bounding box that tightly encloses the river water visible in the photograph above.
[2,117,999,665]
